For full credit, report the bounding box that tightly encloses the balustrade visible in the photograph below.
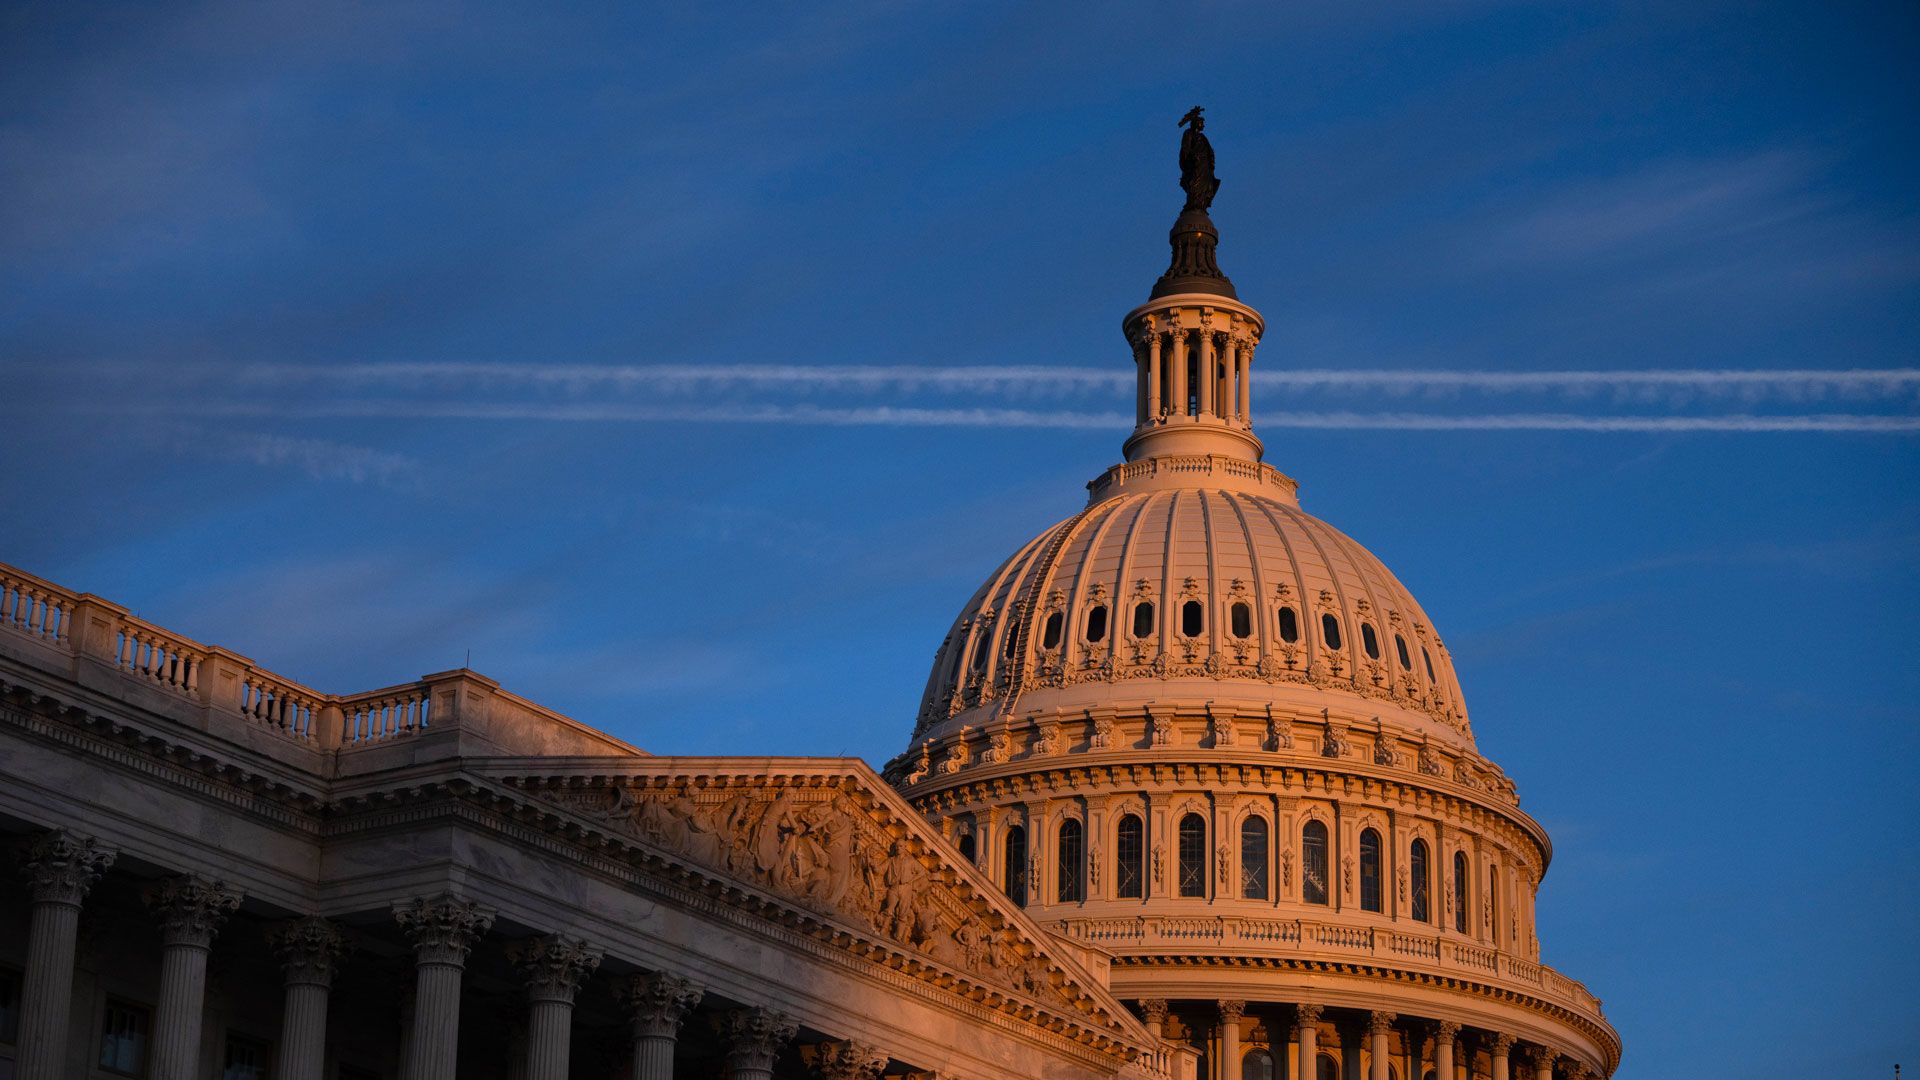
[0,570,68,642]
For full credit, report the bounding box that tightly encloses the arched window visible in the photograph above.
[1181,600,1204,637]
[1085,605,1108,643]
[1004,624,1020,658]
[1242,1048,1275,1080]
[1004,825,1028,907]
[1359,828,1383,912]
[1056,819,1084,903]
[1041,611,1063,650]
[1277,606,1299,643]
[1132,601,1155,639]
[1230,602,1252,639]
[1395,633,1412,669]
[1177,813,1207,897]
[1361,622,1380,659]
[1453,850,1469,932]
[957,832,977,864]
[970,633,989,670]
[1316,1053,1339,1080]
[1491,865,1502,944]
[1321,613,1343,650]
[1423,646,1437,681]
[1116,814,1144,898]
[1302,820,1329,905]
[1410,839,1431,923]
[1240,816,1269,900]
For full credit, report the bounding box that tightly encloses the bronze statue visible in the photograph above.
[1178,106,1219,212]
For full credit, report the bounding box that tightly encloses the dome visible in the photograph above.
[913,476,1472,752]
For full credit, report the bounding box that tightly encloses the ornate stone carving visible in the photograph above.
[1148,711,1175,746]
[1372,724,1399,766]
[1139,998,1169,1026]
[1321,722,1350,758]
[1525,1047,1558,1073]
[508,933,602,1004]
[1216,843,1230,887]
[1341,854,1354,900]
[1218,998,1246,1023]
[801,1039,889,1079]
[716,1007,798,1074]
[982,729,1010,765]
[1151,842,1165,886]
[1264,708,1293,750]
[145,874,242,948]
[270,916,346,987]
[22,828,116,906]
[1280,847,1294,890]
[1294,1003,1323,1031]
[1209,709,1236,747]
[1090,713,1115,749]
[1036,720,1063,756]
[1490,1033,1518,1055]
[1396,864,1408,903]
[616,971,704,1037]
[1433,1019,1462,1045]
[392,893,495,967]
[1417,740,1445,777]
[1367,1010,1396,1037]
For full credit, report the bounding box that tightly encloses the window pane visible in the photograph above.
[1360,829,1383,912]
[223,1036,269,1080]
[1178,814,1207,897]
[1004,826,1028,906]
[1085,605,1108,643]
[1321,613,1342,650]
[1302,821,1329,905]
[1239,816,1269,900]
[1395,634,1412,669]
[1278,606,1299,642]
[1453,851,1469,932]
[1133,602,1155,639]
[1057,819,1084,903]
[1243,1048,1275,1080]
[98,1001,148,1074]
[1117,815,1145,898]
[1230,602,1251,639]
[1361,623,1380,659]
[1410,840,1430,923]
[957,833,976,864]
[1424,647,1437,681]
[1181,600,1204,637]
[1042,612,1063,650]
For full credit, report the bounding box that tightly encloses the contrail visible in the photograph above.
[107,399,1920,433]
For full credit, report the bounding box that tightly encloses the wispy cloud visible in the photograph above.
[161,428,424,487]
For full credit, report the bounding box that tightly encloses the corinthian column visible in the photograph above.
[1527,1046,1557,1080]
[269,917,347,1080]
[392,893,495,1080]
[17,829,115,1080]
[1139,998,1168,1039]
[1431,1021,1460,1080]
[1367,1011,1395,1080]
[617,972,704,1080]
[1295,1003,1323,1080]
[716,1007,798,1080]
[1219,1000,1246,1079]
[1490,1033,1516,1080]
[146,874,243,1080]
[801,1039,889,1079]
[509,935,602,1080]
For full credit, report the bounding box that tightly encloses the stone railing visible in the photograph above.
[1057,914,1604,1021]
[0,561,640,767]
[1085,454,1299,504]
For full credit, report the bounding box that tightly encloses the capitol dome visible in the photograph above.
[888,112,1617,1080]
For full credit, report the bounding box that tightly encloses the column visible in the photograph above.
[1237,341,1253,421]
[1134,335,1149,425]
[1220,335,1238,420]
[1431,1021,1459,1080]
[510,935,602,1080]
[270,917,347,1080]
[1169,328,1188,417]
[1140,999,1169,1040]
[802,1039,889,1079]
[1366,1012,1394,1080]
[1218,1000,1245,1080]
[1527,1047,1557,1080]
[618,972,704,1080]
[1147,330,1163,418]
[716,1007,798,1080]
[1295,1004,1322,1080]
[146,874,243,1080]
[1198,324,1217,418]
[17,829,115,1080]
[392,893,496,1080]
[1490,1033,1516,1080]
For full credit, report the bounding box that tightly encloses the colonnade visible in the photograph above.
[1132,318,1255,426]
[11,827,921,1080]
[1135,997,1596,1080]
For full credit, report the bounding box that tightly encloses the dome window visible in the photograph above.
[1301,820,1329,905]
[1277,606,1299,643]
[1132,601,1155,639]
[1041,612,1063,651]
[1423,647,1437,681]
[1410,838,1431,923]
[1116,814,1145,898]
[1085,605,1109,643]
[1181,601,1204,637]
[1321,613,1343,650]
[1452,851,1469,933]
[1230,602,1252,639]
[1359,828,1383,912]
[957,832,977,864]
[1177,813,1207,897]
[1240,815,1269,900]
[1056,819,1085,903]
[1004,825,1028,907]
[1361,623,1380,660]
[970,634,989,671]
[1395,634,1412,669]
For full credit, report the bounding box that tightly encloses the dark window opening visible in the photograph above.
[1004,825,1028,906]
[1278,606,1299,642]
[1086,605,1109,643]
[1362,623,1380,659]
[0,966,19,1045]
[957,833,976,864]
[1240,816,1269,900]
[1453,851,1469,933]
[224,1034,271,1080]
[1181,600,1204,637]
[1116,814,1145,898]
[1178,813,1207,897]
[1133,601,1155,639]
[1410,839,1431,923]
[970,634,989,670]
[99,999,150,1076]
[1360,828,1383,912]
[1423,647,1437,681]
[1243,1049,1276,1080]
[1041,611,1063,650]
[1302,820,1330,905]
[1230,602,1252,639]
[1395,634,1412,669]
[1004,625,1020,658]
[1322,613,1343,650]
[1057,819,1085,903]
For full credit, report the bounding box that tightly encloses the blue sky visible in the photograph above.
[3,2,1916,1076]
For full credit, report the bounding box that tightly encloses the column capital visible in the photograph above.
[1525,1046,1559,1071]
[1218,999,1246,1022]
[269,916,346,988]
[1367,1010,1396,1037]
[22,828,116,906]
[1295,1003,1324,1031]
[1432,1019,1462,1042]
[144,874,242,948]
[616,971,705,1038]
[392,892,495,967]
[1490,1032,1518,1054]
[715,1006,798,1073]
[800,1039,889,1079]
[508,933,602,1005]
[1138,998,1169,1025]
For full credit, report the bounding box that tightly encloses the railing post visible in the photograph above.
[65,595,127,668]
[421,669,502,738]
[197,646,250,716]
[315,703,345,750]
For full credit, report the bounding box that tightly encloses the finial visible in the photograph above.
[1151,106,1235,298]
